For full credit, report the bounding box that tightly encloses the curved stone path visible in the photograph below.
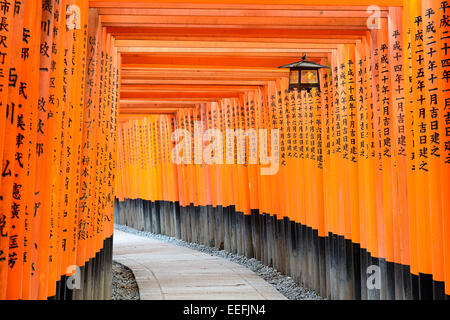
[113,229,287,300]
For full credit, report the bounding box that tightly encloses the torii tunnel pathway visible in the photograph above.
[0,0,449,301]
[113,230,286,300]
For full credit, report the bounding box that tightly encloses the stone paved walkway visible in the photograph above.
[113,229,287,300]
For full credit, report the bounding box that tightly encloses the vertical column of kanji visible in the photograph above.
[47,0,66,299]
[149,118,156,202]
[39,0,61,301]
[201,103,212,244]
[156,116,163,209]
[102,35,117,255]
[243,92,255,259]
[255,91,267,227]
[377,19,398,300]
[115,124,123,205]
[410,0,434,299]
[300,89,311,287]
[1,0,26,300]
[437,0,450,299]
[137,119,144,229]
[92,27,107,261]
[214,101,225,248]
[93,23,106,272]
[311,86,321,276]
[264,84,275,265]
[123,121,131,201]
[327,57,336,299]
[221,100,231,251]
[235,96,246,233]
[402,0,420,300]
[97,27,108,237]
[162,116,170,234]
[265,88,274,217]
[288,88,298,233]
[388,6,412,300]
[360,34,378,301]
[169,113,180,237]
[117,121,124,216]
[327,50,338,299]
[169,113,179,237]
[121,123,128,202]
[335,45,351,299]
[229,99,240,254]
[21,0,42,301]
[296,87,306,286]
[285,87,295,227]
[309,88,319,289]
[316,70,328,296]
[107,45,119,245]
[161,115,169,232]
[0,0,14,184]
[242,93,253,258]
[56,2,72,300]
[89,29,107,265]
[422,0,447,300]
[77,8,99,287]
[206,102,216,222]
[55,5,75,299]
[276,80,288,224]
[174,111,183,214]
[133,120,139,199]
[255,89,265,218]
[250,96,258,220]
[355,40,368,300]
[312,85,326,296]
[370,24,389,300]
[279,80,292,275]
[119,121,126,202]
[144,117,151,203]
[319,62,332,299]
[190,107,199,240]
[193,106,203,241]
[66,0,88,298]
[345,44,361,300]
[219,100,228,228]
[125,120,130,203]
[155,116,165,204]
[365,34,380,300]
[165,115,172,235]
[305,88,316,291]
[309,88,320,292]
[268,82,279,266]
[230,98,241,255]
[31,0,55,300]
[256,87,268,236]
[181,109,191,240]
[253,90,262,263]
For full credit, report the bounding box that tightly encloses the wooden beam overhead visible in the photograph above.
[91,1,401,116]
[97,8,389,18]
[89,1,402,8]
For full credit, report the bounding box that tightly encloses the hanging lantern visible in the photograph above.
[279,55,329,92]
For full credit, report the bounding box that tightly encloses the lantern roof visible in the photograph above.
[278,55,329,69]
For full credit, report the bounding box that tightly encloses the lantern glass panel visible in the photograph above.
[289,69,299,84]
[301,70,318,84]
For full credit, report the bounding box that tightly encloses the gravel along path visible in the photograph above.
[112,260,140,300]
[114,225,324,300]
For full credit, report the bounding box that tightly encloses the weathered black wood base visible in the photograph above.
[115,198,447,300]
[47,236,113,301]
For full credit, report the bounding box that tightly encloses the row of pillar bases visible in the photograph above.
[47,237,113,301]
[114,199,450,300]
